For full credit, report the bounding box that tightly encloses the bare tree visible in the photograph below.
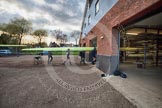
[70,30,80,45]
[62,34,68,43]
[50,29,68,44]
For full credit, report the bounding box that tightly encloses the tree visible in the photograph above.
[50,29,68,44]
[62,34,68,43]
[0,18,32,45]
[0,24,8,44]
[0,23,18,44]
[0,23,6,31]
[9,18,32,44]
[70,30,80,45]
[0,33,10,44]
[33,29,48,46]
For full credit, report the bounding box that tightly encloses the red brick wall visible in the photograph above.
[80,37,89,47]
[80,0,161,55]
[106,0,161,27]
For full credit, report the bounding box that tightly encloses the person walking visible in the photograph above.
[63,49,72,65]
[79,51,85,64]
[91,47,97,65]
[48,51,53,64]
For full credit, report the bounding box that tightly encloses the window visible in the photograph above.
[88,15,91,25]
[95,0,99,15]
[90,37,97,47]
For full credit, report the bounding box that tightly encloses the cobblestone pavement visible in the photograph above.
[0,55,136,108]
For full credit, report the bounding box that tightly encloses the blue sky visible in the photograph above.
[0,0,86,34]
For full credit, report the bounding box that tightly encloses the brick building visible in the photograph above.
[80,0,162,74]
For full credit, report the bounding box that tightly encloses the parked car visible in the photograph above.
[0,49,12,56]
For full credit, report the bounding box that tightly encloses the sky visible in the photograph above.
[0,0,86,36]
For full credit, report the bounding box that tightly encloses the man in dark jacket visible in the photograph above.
[79,51,85,64]
[48,51,53,64]
[63,49,72,65]
[91,47,97,65]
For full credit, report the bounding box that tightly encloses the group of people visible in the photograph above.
[48,49,72,65]
[34,48,97,65]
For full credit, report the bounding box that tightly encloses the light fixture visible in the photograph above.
[126,33,138,35]
[100,36,104,39]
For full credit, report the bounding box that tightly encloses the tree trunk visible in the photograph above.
[19,34,23,45]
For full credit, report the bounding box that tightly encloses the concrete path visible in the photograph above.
[104,63,162,108]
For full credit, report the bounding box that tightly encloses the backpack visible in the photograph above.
[113,70,127,78]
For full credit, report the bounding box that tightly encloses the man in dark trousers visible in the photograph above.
[79,51,85,64]
[48,51,53,64]
[63,49,72,65]
[91,47,97,65]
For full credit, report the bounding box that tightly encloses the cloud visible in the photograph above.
[0,0,86,34]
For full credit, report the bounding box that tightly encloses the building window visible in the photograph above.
[90,37,97,47]
[88,15,91,25]
[95,0,99,15]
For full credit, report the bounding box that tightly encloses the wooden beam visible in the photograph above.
[125,25,162,30]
